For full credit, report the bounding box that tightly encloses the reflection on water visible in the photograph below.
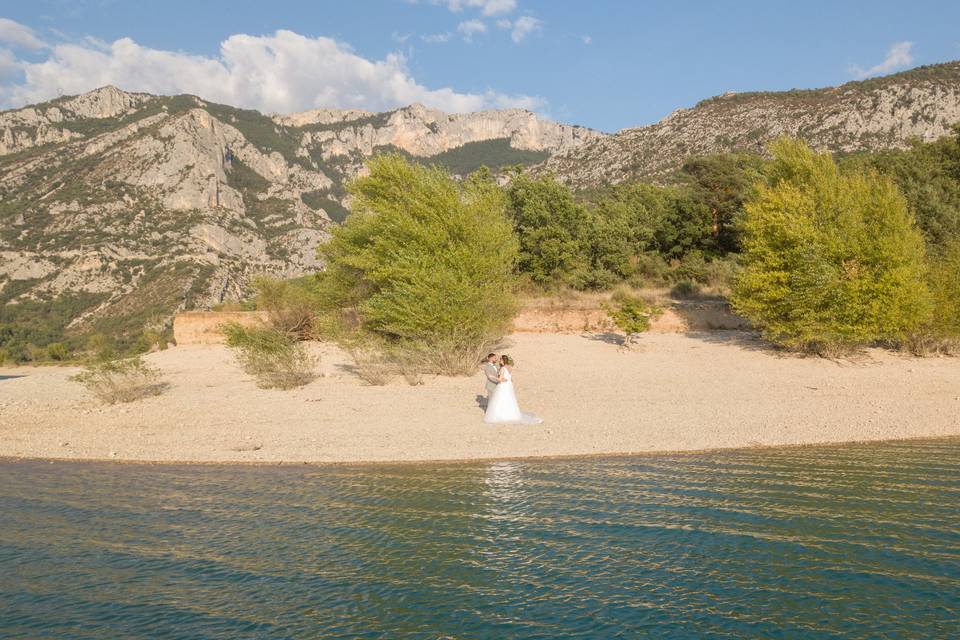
[1,439,958,639]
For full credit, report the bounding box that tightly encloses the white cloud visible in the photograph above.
[435,0,516,16]
[850,41,914,79]
[1,29,543,114]
[496,18,512,29]
[582,35,592,45]
[0,48,19,78]
[0,18,46,50]
[457,19,487,42]
[510,16,541,43]
[421,32,452,44]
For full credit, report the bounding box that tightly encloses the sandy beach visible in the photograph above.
[1,332,958,464]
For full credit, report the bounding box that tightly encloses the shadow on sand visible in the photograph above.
[0,375,26,382]
[581,332,625,347]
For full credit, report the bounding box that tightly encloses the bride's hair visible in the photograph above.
[500,355,513,366]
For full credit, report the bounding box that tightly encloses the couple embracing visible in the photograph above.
[481,353,543,425]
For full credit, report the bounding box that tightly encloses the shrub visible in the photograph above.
[604,293,663,348]
[222,323,318,389]
[250,275,321,339]
[732,139,931,354]
[85,334,116,361]
[71,356,168,404]
[671,251,709,283]
[347,347,394,386]
[316,155,519,375]
[46,342,69,361]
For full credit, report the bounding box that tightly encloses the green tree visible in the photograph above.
[927,240,960,340]
[316,154,519,374]
[505,173,593,288]
[841,126,960,248]
[680,153,766,254]
[732,138,931,353]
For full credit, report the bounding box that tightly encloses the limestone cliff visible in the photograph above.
[0,87,599,340]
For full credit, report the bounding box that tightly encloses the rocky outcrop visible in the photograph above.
[0,86,598,337]
[542,61,960,187]
[296,103,601,161]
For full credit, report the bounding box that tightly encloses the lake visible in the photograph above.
[1,439,958,638]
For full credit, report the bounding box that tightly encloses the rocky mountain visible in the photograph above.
[5,61,960,349]
[0,87,599,344]
[541,61,960,188]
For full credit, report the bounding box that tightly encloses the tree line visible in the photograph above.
[4,128,960,366]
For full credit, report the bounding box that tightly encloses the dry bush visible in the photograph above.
[71,356,169,404]
[902,332,960,357]
[348,348,394,386]
[251,276,321,339]
[222,323,318,390]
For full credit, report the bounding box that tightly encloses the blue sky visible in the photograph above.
[2,0,959,131]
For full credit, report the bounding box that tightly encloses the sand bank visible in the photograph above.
[1,332,958,464]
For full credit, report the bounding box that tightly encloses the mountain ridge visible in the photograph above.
[540,61,960,187]
[0,86,599,346]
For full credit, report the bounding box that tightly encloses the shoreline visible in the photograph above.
[1,434,957,468]
[2,332,959,465]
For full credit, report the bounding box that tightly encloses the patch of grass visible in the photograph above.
[70,356,169,404]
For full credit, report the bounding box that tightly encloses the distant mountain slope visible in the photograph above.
[0,87,600,344]
[541,61,960,188]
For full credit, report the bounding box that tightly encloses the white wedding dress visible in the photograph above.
[484,366,543,424]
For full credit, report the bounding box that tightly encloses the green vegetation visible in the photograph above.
[423,138,550,175]
[911,240,960,354]
[247,276,322,339]
[315,154,519,374]
[840,126,960,248]
[732,139,931,354]
[505,153,759,292]
[221,322,318,390]
[202,101,307,167]
[70,356,168,404]
[604,292,663,349]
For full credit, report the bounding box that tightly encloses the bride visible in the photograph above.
[484,355,543,425]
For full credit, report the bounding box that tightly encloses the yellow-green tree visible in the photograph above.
[316,155,519,373]
[732,138,931,353]
[926,240,960,342]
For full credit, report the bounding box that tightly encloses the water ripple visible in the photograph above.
[1,439,958,638]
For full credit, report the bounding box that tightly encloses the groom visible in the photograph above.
[480,353,500,408]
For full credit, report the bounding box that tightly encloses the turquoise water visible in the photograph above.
[1,439,958,639]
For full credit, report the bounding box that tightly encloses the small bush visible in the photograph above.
[347,348,394,386]
[250,276,321,339]
[46,342,69,361]
[222,323,318,390]
[604,293,663,348]
[670,280,701,298]
[71,356,168,404]
[672,251,709,283]
[85,334,116,361]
